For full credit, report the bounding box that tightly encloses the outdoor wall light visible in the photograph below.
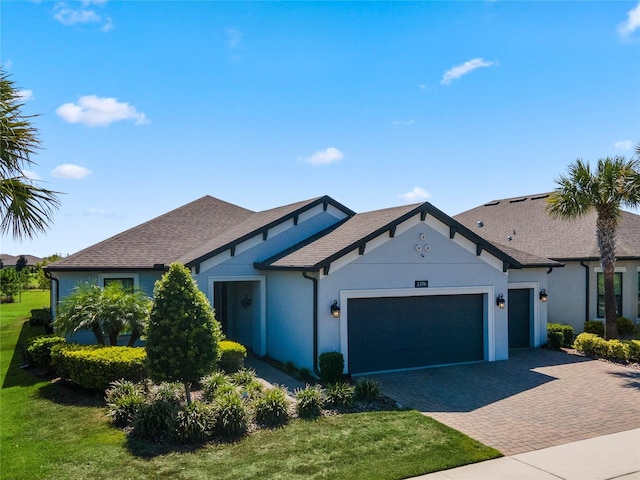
[331,300,341,318]
[496,294,505,309]
[539,289,548,302]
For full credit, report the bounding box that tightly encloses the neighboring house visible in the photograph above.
[46,194,558,376]
[455,193,640,334]
[0,254,43,269]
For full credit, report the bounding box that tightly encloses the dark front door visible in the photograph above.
[347,294,484,374]
[508,289,531,348]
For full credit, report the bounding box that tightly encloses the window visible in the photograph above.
[103,277,134,290]
[597,272,622,318]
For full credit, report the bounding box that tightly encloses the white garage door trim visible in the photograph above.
[339,286,497,372]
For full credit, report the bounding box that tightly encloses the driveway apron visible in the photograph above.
[369,349,640,456]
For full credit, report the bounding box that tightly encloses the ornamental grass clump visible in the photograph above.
[326,381,354,409]
[213,390,251,439]
[354,378,381,402]
[254,386,290,428]
[105,379,146,427]
[200,371,232,402]
[294,384,326,419]
[174,401,216,444]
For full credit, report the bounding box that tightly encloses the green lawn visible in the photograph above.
[1,290,501,480]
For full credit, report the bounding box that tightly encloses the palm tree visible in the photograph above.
[1,68,60,240]
[547,157,640,339]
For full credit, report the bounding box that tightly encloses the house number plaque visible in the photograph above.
[414,280,429,288]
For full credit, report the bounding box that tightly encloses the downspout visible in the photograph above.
[44,270,59,315]
[302,270,321,377]
[580,261,589,321]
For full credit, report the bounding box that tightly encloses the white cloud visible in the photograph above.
[53,1,113,31]
[618,2,640,36]
[3,60,13,69]
[225,27,243,49]
[51,164,92,179]
[614,140,633,150]
[56,95,149,126]
[441,58,495,86]
[300,147,344,166]
[23,170,41,181]
[16,89,33,101]
[400,187,431,203]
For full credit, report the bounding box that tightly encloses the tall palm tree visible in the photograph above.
[547,157,640,339]
[1,69,60,240]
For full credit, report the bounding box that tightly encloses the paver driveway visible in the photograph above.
[370,348,640,455]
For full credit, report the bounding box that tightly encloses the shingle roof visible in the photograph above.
[0,254,43,267]
[256,201,542,272]
[48,196,255,270]
[454,193,640,260]
[47,195,355,271]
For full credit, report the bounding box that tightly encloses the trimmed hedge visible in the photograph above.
[547,323,574,347]
[318,351,344,383]
[51,345,147,391]
[616,317,636,338]
[26,336,67,373]
[218,340,247,373]
[584,320,604,337]
[574,333,640,363]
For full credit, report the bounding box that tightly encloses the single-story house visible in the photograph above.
[0,254,43,269]
[46,194,560,375]
[454,193,640,334]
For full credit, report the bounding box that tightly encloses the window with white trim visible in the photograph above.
[597,272,622,318]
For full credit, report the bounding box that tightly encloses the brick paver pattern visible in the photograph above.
[370,349,640,456]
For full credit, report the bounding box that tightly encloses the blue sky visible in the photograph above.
[2,1,640,258]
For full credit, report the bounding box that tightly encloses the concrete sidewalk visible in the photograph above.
[413,428,640,480]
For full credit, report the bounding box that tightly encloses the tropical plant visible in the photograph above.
[0,68,61,240]
[547,157,640,339]
[145,263,222,404]
[55,282,151,346]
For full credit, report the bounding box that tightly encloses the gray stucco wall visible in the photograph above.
[547,259,640,333]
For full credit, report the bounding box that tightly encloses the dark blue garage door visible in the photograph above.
[347,294,484,374]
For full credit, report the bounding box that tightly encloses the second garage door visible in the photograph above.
[347,294,484,374]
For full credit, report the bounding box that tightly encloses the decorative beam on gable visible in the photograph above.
[194,264,200,275]
[476,244,483,256]
[323,264,330,275]
[449,226,457,239]
[230,246,236,257]
[389,226,396,238]
[323,200,328,211]
[263,230,268,241]
[420,210,428,221]
[293,214,299,226]
[358,244,366,255]
[503,261,510,273]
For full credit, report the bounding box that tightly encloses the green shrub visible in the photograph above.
[547,323,574,347]
[607,340,630,362]
[326,382,354,408]
[213,391,250,439]
[51,345,147,391]
[584,320,604,337]
[547,331,564,350]
[294,384,325,419]
[218,340,247,373]
[26,336,66,373]
[318,351,344,383]
[592,336,609,357]
[174,401,215,444]
[628,340,640,362]
[573,333,599,355]
[617,317,636,338]
[354,378,381,402]
[131,397,179,441]
[105,380,146,426]
[231,367,257,387]
[254,386,290,427]
[200,371,231,402]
